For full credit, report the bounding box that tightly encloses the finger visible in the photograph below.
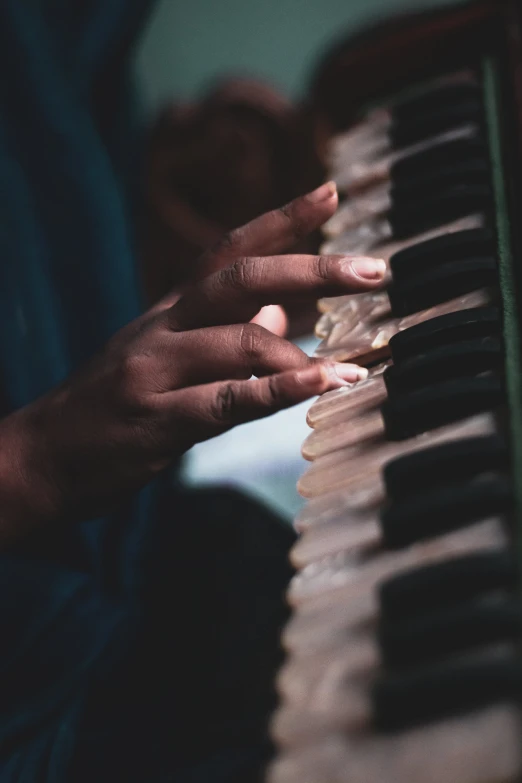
[167,254,386,331]
[166,361,361,446]
[155,323,369,389]
[194,182,339,279]
[147,182,338,316]
[147,290,181,317]
[250,305,288,337]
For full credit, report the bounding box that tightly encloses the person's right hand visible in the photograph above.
[0,184,386,542]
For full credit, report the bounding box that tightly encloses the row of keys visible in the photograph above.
[270,70,522,783]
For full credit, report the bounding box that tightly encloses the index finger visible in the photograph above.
[194,182,338,279]
[166,254,386,332]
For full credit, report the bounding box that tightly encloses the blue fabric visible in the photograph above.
[0,5,294,781]
[0,4,293,781]
[0,0,146,402]
[0,0,161,581]
[0,1,178,780]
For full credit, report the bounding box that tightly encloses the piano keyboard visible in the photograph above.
[269,12,522,782]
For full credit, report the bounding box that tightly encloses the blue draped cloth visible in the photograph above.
[0,0,149,404]
[0,2,263,780]
[0,5,294,780]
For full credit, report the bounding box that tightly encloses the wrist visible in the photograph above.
[0,405,63,542]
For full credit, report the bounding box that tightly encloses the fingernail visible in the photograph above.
[306,181,337,204]
[346,256,387,280]
[323,363,366,388]
[295,365,324,387]
[334,363,368,383]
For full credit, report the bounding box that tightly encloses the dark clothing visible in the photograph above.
[0,2,296,780]
[2,487,295,782]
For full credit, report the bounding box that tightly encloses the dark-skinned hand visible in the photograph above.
[0,182,386,542]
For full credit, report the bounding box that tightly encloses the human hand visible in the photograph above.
[0,184,385,538]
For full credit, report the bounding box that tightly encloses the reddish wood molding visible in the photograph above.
[310,0,510,133]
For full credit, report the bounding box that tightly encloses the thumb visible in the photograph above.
[251,305,288,337]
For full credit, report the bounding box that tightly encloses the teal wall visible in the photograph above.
[136,0,465,113]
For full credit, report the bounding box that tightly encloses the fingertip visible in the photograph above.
[348,257,387,281]
[338,256,387,285]
[293,363,329,393]
[295,361,368,394]
[332,362,368,383]
[305,181,338,204]
[293,361,358,395]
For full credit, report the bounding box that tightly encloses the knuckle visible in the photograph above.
[278,203,306,241]
[220,257,258,293]
[118,353,155,413]
[265,374,281,406]
[216,227,245,256]
[121,390,155,419]
[238,322,266,359]
[120,352,150,385]
[210,381,239,425]
[313,255,333,283]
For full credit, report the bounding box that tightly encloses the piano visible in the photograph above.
[269,2,522,782]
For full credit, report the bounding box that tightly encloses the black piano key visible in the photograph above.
[384,337,502,396]
[379,550,517,619]
[390,158,490,209]
[388,257,498,318]
[389,228,496,285]
[381,376,503,441]
[383,434,508,501]
[390,133,487,181]
[372,652,522,732]
[380,475,512,549]
[378,596,522,669]
[389,307,501,364]
[389,99,484,149]
[389,184,492,240]
[392,82,482,126]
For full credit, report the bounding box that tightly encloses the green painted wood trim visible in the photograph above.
[483,56,522,575]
